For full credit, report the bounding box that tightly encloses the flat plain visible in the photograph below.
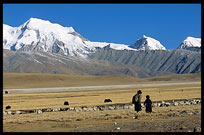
[3,72,201,132]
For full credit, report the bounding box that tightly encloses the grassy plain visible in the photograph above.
[3,72,201,89]
[3,72,201,132]
[3,83,201,111]
[3,73,201,111]
[3,73,146,89]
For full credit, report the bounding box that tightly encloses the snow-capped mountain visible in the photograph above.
[130,35,166,50]
[3,18,136,58]
[3,18,201,76]
[177,37,201,49]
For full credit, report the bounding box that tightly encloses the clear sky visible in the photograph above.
[3,4,201,49]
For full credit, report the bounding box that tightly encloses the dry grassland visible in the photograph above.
[3,83,201,111]
[3,73,201,111]
[3,73,147,89]
[3,73,201,132]
[3,72,200,89]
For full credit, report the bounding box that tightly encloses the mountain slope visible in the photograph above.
[89,48,201,74]
[3,49,172,78]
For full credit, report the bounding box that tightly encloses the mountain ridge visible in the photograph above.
[4,18,200,58]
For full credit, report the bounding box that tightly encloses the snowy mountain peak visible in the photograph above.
[177,36,201,49]
[22,18,50,29]
[3,18,135,58]
[21,17,75,34]
[25,17,50,24]
[130,35,166,50]
[142,35,147,38]
[28,17,50,23]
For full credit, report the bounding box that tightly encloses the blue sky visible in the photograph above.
[3,4,201,49]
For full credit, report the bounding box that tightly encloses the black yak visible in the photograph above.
[6,105,11,110]
[64,101,69,105]
[104,99,112,103]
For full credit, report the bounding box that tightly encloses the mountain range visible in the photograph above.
[3,18,201,78]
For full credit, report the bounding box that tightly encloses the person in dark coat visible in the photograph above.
[144,95,152,113]
[132,90,142,113]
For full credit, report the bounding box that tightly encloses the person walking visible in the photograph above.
[132,90,142,113]
[144,95,152,113]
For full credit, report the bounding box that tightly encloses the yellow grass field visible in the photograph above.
[3,73,201,132]
[3,83,201,111]
[3,73,147,89]
[3,73,201,111]
[3,72,201,89]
